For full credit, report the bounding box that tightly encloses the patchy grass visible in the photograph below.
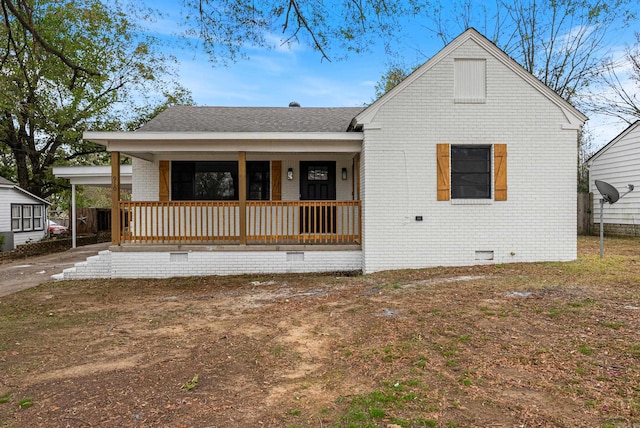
[0,236,639,427]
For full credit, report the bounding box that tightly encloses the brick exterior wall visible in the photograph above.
[132,158,159,201]
[360,37,579,273]
[61,249,362,279]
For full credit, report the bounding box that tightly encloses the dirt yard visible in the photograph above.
[1,236,639,428]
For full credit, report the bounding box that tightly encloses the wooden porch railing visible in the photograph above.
[117,200,361,245]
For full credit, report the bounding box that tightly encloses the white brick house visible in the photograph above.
[66,28,586,279]
[587,121,640,236]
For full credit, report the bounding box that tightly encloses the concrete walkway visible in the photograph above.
[0,242,111,297]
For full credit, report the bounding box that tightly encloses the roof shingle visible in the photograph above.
[0,176,15,186]
[137,106,366,133]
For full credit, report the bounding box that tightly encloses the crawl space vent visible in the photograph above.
[170,252,189,263]
[475,251,494,261]
[286,251,304,262]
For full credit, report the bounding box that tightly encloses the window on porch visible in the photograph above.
[171,161,270,201]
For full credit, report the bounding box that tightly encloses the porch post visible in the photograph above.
[71,184,77,248]
[355,153,362,243]
[238,151,246,245]
[111,152,121,245]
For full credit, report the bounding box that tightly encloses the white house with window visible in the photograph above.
[59,28,586,279]
[0,176,50,250]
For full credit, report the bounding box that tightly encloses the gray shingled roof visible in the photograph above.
[137,106,366,133]
[0,176,15,186]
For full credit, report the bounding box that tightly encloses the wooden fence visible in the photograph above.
[577,192,593,235]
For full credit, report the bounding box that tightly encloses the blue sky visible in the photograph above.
[143,1,639,152]
[173,44,382,108]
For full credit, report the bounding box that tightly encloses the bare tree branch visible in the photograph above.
[283,0,331,62]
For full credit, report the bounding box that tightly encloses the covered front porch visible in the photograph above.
[62,107,367,279]
[99,130,363,249]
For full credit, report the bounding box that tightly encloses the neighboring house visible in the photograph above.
[61,28,586,279]
[0,176,51,250]
[587,120,640,236]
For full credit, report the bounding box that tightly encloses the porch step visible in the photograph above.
[52,250,113,280]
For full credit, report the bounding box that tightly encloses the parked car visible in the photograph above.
[48,220,68,236]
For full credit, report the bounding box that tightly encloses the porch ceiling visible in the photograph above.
[84,131,363,161]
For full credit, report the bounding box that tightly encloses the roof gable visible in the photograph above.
[587,120,640,165]
[138,106,366,133]
[0,176,51,205]
[355,28,587,128]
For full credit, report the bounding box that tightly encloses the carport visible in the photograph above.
[52,165,132,248]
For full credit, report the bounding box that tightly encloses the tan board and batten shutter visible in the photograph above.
[436,144,450,201]
[493,144,507,201]
[271,161,282,201]
[159,160,170,201]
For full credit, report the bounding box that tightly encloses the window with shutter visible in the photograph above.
[436,144,507,201]
[451,146,491,199]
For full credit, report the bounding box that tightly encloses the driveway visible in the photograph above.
[0,242,111,297]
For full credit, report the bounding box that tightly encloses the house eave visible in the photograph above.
[84,131,363,159]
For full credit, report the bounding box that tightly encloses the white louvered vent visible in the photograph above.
[454,59,486,103]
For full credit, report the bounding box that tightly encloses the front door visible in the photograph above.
[299,161,336,233]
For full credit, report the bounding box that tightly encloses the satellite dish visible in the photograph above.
[595,180,619,204]
[594,179,634,259]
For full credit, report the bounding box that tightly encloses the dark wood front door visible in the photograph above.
[299,161,336,233]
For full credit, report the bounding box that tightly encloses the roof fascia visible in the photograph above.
[52,165,133,186]
[85,131,363,143]
[84,131,363,154]
[355,28,587,128]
